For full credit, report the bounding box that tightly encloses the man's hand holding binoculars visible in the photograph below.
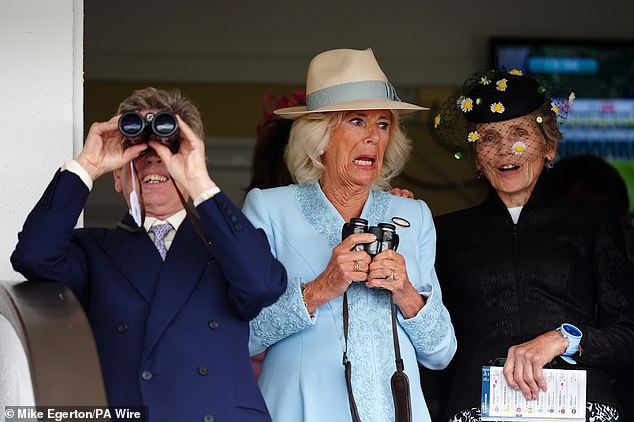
[76,115,148,181]
[149,114,218,202]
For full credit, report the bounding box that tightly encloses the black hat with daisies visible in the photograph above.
[462,69,546,123]
[432,67,573,161]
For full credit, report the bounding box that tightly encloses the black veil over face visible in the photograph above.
[433,68,572,166]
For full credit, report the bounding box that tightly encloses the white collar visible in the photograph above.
[141,208,187,232]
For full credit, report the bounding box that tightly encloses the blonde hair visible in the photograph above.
[285,111,412,190]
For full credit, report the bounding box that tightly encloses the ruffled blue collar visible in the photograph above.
[294,182,392,247]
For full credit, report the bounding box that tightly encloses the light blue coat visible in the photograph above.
[243,183,457,422]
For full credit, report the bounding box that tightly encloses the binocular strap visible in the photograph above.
[343,292,362,422]
[389,293,412,422]
[173,183,217,261]
[116,165,216,262]
[342,291,412,422]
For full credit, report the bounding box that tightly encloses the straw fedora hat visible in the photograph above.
[274,48,427,119]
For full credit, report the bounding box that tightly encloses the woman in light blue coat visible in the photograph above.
[243,48,457,422]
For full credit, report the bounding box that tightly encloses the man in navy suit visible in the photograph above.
[11,87,287,421]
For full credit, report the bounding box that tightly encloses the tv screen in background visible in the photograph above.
[490,38,634,215]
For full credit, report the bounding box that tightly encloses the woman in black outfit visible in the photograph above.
[432,69,634,421]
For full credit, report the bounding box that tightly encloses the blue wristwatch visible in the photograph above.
[558,323,583,364]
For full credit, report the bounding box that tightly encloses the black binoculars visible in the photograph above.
[118,111,180,153]
[341,218,399,257]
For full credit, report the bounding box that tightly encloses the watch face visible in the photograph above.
[562,323,582,337]
[560,355,578,365]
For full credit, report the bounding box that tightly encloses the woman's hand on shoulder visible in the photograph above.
[388,187,414,199]
[502,330,570,401]
[366,249,424,318]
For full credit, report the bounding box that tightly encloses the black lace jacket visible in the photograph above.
[434,173,634,418]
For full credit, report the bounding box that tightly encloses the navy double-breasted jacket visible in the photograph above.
[12,170,287,422]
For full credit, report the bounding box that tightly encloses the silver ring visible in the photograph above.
[353,261,360,272]
[387,270,395,281]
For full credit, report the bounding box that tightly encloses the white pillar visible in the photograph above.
[0,0,83,282]
[0,315,35,409]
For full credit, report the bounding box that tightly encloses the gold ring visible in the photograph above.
[353,261,360,272]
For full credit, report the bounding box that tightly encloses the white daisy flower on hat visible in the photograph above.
[434,115,441,128]
[459,97,474,112]
[512,141,527,155]
[467,131,480,143]
[490,102,505,113]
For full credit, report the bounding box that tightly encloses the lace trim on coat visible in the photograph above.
[398,288,450,354]
[298,183,396,420]
[250,276,312,349]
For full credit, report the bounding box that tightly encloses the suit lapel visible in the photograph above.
[98,213,163,304]
[142,218,213,359]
